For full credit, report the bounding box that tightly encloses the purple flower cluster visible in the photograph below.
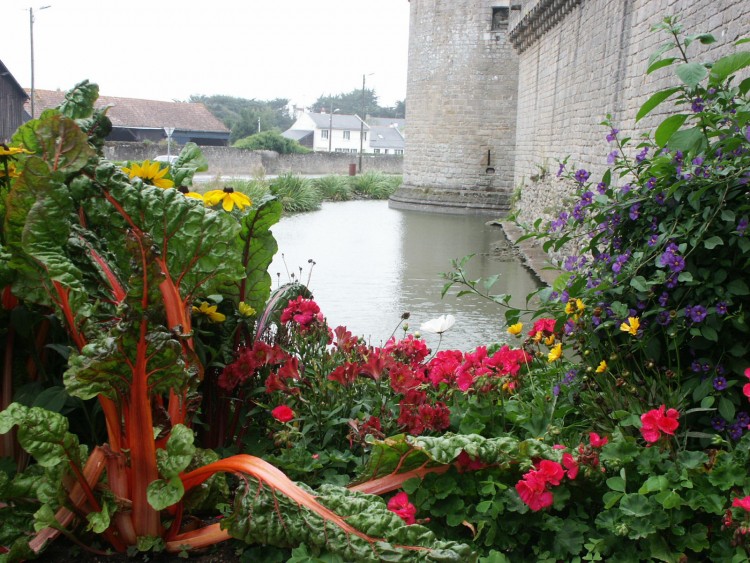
[659,243,685,273]
[685,304,708,323]
[553,369,579,397]
[575,169,591,183]
[606,128,619,143]
[635,147,649,163]
[629,203,641,221]
[737,216,748,236]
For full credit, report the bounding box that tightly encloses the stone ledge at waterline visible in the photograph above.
[389,184,512,216]
[103,142,403,176]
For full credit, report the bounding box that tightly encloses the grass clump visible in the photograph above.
[269,174,322,213]
[348,172,401,199]
[313,175,353,201]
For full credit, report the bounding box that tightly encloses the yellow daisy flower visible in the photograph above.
[177,186,204,201]
[544,334,556,346]
[192,301,226,323]
[238,302,256,317]
[619,316,640,336]
[575,298,585,312]
[0,162,20,179]
[203,187,252,212]
[507,322,523,336]
[122,160,174,189]
[596,360,607,373]
[0,145,31,157]
[547,343,563,363]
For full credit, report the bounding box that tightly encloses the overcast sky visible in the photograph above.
[2,0,411,108]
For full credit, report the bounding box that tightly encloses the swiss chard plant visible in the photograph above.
[0,82,471,561]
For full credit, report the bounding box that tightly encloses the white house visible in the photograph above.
[283,111,368,153]
[282,111,405,155]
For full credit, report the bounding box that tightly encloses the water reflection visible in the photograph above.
[269,200,540,351]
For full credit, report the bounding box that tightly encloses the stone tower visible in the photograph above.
[389,0,519,215]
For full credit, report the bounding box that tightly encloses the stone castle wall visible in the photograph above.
[103,142,402,177]
[391,0,519,214]
[509,0,750,233]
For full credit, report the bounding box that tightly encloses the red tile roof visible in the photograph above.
[27,89,229,133]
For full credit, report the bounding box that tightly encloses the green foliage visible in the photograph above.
[349,172,401,199]
[269,174,322,213]
[313,175,353,201]
[313,90,405,119]
[234,131,309,154]
[189,95,295,144]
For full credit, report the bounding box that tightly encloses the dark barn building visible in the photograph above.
[0,61,29,142]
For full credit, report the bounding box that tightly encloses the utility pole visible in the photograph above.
[29,5,51,119]
[359,74,366,172]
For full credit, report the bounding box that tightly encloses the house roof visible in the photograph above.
[368,117,405,129]
[308,112,367,131]
[282,129,313,142]
[369,125,405,149]
[27,89,229,133]
[0,60,29,100]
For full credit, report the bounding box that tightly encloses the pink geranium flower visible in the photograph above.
[589,432,609,448]
[562,452,579,479]
[743,368,750,399]
[271,405,295,423]
[387,491,417,525]
[640,404,680,443]
[732,495,750,511]
[516,471,554,511]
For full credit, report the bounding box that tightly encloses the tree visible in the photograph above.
[234,130,309,154]
[189,95,295,144]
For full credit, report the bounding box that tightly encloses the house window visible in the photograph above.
[362,131,367,141]
[395,149,404,155]
[492,7,509,30]
[343,130,351,140]
[374,149,381,154]
[321,129,329,139]
[384,149,389,154]
[335,148,344,153]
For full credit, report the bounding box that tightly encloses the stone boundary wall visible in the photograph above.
[103,142,403,177]
[508,0,749,236]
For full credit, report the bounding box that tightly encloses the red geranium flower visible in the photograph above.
[515,471,554,511]
[387,491,417,525]
[640,404,680,443]
[271,405,295,423]
[589,432,609,448]
[733,495,750,511]
[281,296,324,332]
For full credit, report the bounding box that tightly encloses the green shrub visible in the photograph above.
[234,130,309,154]
[269,174,322,213]
[349,171,400,199]
[313,175,353,201]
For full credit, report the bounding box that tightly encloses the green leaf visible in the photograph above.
[629,276,649,292]
[710,51,750,83]
[719,397,735,421]
[606,476,627,493]
[147,476,185,511]
[727,279,750,296]
[703,236,723,249]
[0,403,79,468]
[684,33,716,47]
[619,494,653,517]
[654,114,689,147]
[156,424,196,478]
[701,325,718,342]
[86,499,112,533]
[666,127,704,153]
[675,62,708,87]
[636,88,681,122]
[638,475,668,494]
[655,490,682,509]
[647,57,677,74]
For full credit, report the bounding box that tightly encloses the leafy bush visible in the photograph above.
[349,171,400,199]
[313,174,353,201]
[269,174,322,213]
[234,130,309,154]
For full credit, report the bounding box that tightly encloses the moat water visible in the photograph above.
[269,200,541,351]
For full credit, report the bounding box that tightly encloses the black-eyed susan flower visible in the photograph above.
[0,144,31,157]
[203,186,252,212]
[192,301,226,323]
[238,302,256,317]
[177,185,204,201]
[122,160,174,189]
[595,360,607,373]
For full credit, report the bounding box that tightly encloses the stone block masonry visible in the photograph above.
[391,0,519,214]
[509,0,750,240]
